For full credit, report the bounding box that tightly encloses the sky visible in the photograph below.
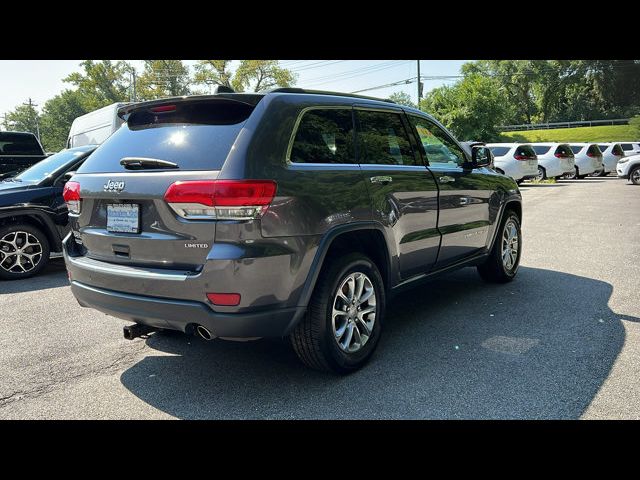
[0,60,468,116]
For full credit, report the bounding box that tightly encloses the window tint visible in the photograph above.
[0,132,43,155]
[15,148,91,183]
[621,143,633,150]
[290,109,354,164]
[515,145,536,158]
[612,144,624,156]
[555,145,574,157]
[489,146,510,157]
[408,115,465,167]
[587,145,601,156]
[356,110,417,166]
[598,144,609,152]
[570,145,583,154]
[532,145,551,155]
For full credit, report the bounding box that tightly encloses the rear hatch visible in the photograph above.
[67,98,256,271]
[554,144,574,171]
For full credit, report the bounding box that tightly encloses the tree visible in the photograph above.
[136,60,191,100]
[421,74,508,142]
[194,60,296,92]
[39,89,88,151]
[388,92,416,108]
[64,60,132,110]
[2,102,40,138]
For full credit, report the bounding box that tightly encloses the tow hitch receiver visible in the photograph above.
[123,323,158,340]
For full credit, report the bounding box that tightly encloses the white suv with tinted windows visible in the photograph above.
[567,143,603,179]
[597,143,625,176]
[486,143,538,184]
[530,143,575,180]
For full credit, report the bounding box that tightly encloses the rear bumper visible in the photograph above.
[70,280,304,338]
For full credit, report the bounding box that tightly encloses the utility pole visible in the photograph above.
[23,98,40,141]
[416,60,423,110]
[130,68,137,102]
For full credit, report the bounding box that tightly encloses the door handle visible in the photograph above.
[439,175,455,184]
[370,176,393,184]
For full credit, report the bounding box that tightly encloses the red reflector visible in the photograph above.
[63,181,81,201]
[150,105,176,113]
[164,180,277,207]
[207,293,241,306]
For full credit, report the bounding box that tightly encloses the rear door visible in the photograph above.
[354,106,439,279]
[70,99,255,270]
[407,115,492,267]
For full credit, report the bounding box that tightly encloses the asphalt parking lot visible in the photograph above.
[1,176,639,419]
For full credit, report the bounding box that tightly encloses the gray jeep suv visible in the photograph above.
[62,88,522,373]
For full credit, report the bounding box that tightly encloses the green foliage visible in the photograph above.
[64,60,132,110]
[39,90,88,151]
[501,124,639,143]
[2,103,40,135]
[387,92,416,108]
[194,60,296,93]
[136,60,191,100]
[421,74,508,142]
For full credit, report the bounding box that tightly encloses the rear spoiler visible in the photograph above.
[117,94,265,120]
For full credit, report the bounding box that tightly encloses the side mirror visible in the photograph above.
[471,146,493,168]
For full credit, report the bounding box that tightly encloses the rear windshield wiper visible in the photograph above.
[120,157,179,170]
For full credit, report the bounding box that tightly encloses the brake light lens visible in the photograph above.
[164,180,277,220]
[586,152,595,157]
[63,181,81,214]
[207,293,241,306]
[150,105,177,113]
[514,154,532,161]
[554,153,569,158]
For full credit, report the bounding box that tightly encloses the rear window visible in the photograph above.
[77,101,253,173]
[489,146,510,157]
[555,145,574,157]
[515,145,536,158]
[0,132,43,155]
[587,145,601,156]
[570,145,583,154]
[532,146,551,155]
[612,144,624,156]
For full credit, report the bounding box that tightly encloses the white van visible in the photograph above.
[67,103,130,148]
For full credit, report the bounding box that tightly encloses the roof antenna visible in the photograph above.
[211,85,235,94]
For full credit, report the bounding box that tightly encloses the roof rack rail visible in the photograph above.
[267,87,396,104]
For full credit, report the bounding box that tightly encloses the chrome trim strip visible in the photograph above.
[66,255,189,281]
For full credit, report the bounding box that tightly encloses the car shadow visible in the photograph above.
[519,183,566,188]
[119,266,634,419]
[0,258,68,295]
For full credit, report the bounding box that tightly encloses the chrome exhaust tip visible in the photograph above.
[196,325,215,341]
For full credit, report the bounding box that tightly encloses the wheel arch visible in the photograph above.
[0,210,60,252]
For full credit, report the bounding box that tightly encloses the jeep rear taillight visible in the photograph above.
[63,181,81,214]
[164,180,277,220]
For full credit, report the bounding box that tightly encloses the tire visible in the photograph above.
[535,166,546,181]
[290,252,385,374]
[631,166,640,185]
[477,210,521,283]
[564,167,579,180]
[0,223,50,280]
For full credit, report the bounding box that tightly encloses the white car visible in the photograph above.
[486,143,538,184]
[567,143,603,179]
[596,143,625,176]
[619,142,640,157]
[530,143,575,180]
[617,153,640,185]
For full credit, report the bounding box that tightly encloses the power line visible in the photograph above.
[305,61,414,87]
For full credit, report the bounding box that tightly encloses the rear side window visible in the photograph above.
[570,145,583,154]
[78,101,253,173]
[612,144,624,156]
[598,144,609,152]
[532,146,551,155]
[356,110,417,166]
[489,146,510,157]
[621,143,633,150]
[555,145,574,157]
[0,132,42,155]
[587,145,601,156]
[290,109,354,164]
[515,145,536,158]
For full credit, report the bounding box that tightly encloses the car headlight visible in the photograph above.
[618,158,629,164]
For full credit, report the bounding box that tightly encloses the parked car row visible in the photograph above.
[487,141,638,183]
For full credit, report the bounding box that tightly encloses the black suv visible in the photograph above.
[0,145,96,279]
[63,89,522,373]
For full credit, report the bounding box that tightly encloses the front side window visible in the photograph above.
[356,110,417,166]
[570,145,583,154]
[290,108,354,164]
[408,115,465,167]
